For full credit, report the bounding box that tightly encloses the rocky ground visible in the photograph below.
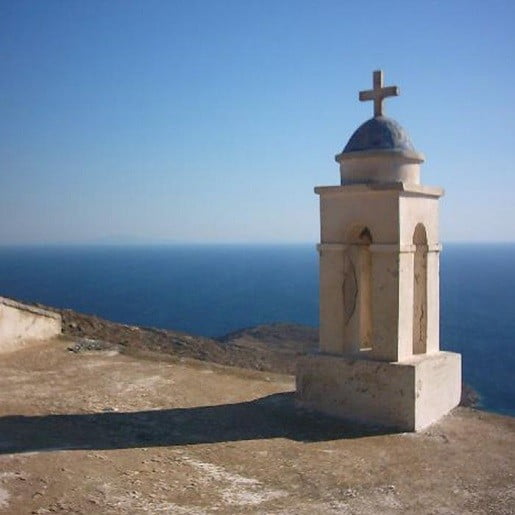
[51,306,477,407]
[56,307,317,375]
[0,337,513,514]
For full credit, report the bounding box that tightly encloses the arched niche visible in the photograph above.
[412,223,428,354]
[343,225,373,352]
[347,225,373,245]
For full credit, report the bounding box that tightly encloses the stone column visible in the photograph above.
[318,244,346,355]
[368,245,414,362]
[425,245,441,354]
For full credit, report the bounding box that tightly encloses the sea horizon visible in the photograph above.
[2,240,515,248]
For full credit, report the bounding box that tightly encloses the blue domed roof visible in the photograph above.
[342,116,416,154]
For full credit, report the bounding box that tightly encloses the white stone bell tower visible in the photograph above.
[296,71,461,431]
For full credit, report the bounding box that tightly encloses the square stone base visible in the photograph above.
[296,351,461,432]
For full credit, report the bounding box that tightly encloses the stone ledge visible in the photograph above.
[317,243,442,253]
[314,182,444,198]
[0,296,61,321]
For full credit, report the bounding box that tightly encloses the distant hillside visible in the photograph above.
[215,323,318,356]
[45,305,316,375]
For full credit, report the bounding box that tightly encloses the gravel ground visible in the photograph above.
[0,338,513,514]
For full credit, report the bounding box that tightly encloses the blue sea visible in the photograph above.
[0,244,513,417]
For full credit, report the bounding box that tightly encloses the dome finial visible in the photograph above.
[359,70,399,117]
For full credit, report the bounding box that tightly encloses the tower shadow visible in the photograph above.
[0,392,394,454]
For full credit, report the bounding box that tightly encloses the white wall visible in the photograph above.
[0,297,62,354]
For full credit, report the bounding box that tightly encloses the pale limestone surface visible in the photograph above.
[0,297,61,354]
[297,71,461,431]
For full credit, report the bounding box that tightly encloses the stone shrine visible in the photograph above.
[296,71,461,431]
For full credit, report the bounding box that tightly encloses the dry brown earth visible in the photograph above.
[0,336,513,514]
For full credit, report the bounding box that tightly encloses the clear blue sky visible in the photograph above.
[1,0,514,244]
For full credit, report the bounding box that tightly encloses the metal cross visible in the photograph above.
[359,70,399,117]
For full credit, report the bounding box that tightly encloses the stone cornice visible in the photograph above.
[315,182,444,198]
[317,243,442,253]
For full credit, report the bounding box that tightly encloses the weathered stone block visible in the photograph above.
[296,351,461,431]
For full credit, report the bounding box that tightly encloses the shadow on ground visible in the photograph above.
[0,393,395,454]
